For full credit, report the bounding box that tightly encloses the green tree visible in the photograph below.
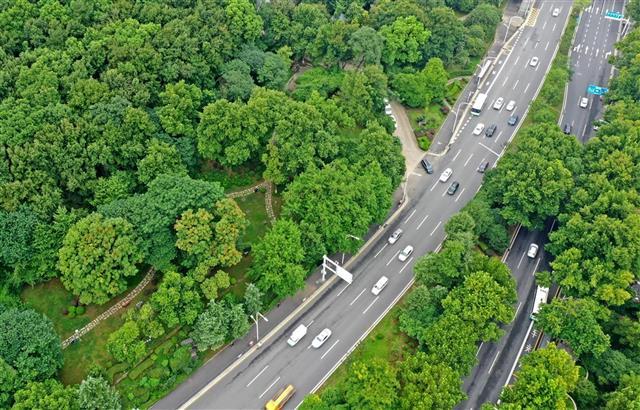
[0,357,17,408]
[604,374,640,410]
[391,72,427,108]
[150,271,203,329]
[422,57,448,104]
[137,139,188,185]
[445,211,477,239]
[77,376,122,410]
[398,351,466,409]
[398,285,447,344]
[310,20,357,67]
[498,343,579,409]
[156,80,203,139]
[107,321,147,365]
[537,298,610,358]
[343,359,399,409]
[12,379,78,410]
[58,213,144,305]
[414,235,475,289]
[422,314,479,374]
[465,4,502,40]
[191,300,248,351]
[349,26,384,67]
[380,16,430,66]
[257,52,290,90]
[442,270,515,342]
[244,283,264,318]
[422,7,467,63]
[249,219,307,300]
[220,59,255,101]
[0,308,62,391]
[200,271,231,301]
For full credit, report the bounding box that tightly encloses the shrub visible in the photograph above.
[418,137,431,151]
[67,306,76,317]
[76,306,86,315]
[106,362,129,382]
[169,346,192,373]
[128,358,154,380]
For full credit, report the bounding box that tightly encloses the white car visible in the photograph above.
[287,324,308,347]
[439,168,453,182]
[388,229,403,244]
[311,328,332,348]
[527,243,539,258]
[493,97,504,110]
[371,276,389,296]
[398,245,413,262]
[529,57,539,67]
[552,7,560,16]
[385,104,393,115]
[506,100,516,111]
[580,97,589,108]
[472,123,485,135]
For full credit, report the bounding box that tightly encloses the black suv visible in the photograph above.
[507,115,519,126]
[447,181,460,195]
[421,159,433,174]
[477,161,489,173]
[485,124,497,137]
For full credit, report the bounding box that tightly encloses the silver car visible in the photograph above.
[388,229,403,245]
[398,245,413,262]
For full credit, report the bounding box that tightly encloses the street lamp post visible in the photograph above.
[251,312,268,346]
[504,15,521,42]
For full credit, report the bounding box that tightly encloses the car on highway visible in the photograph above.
[527,243,539,258]
[398,245,413,262]
[447,181,460,195]
[485,124,497,137]
[580,97,589,108]
[287,324,308,347]
[439,168,453,182]
[552,7,560,16]
[265,384,295,410]
[493,97,504,110]
[421,159,433,174]
[472,123,485,135]
[529,56,539,67]
[477,161,489,173]
[388,229,403,244]
[371,276,389,296]
[506,100,516,111]
[563,124,572,134]
[508,114,519,126]
[311,328,332,348]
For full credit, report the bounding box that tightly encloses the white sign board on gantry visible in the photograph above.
[322,255,353,284]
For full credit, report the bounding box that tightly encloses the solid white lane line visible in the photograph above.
[430,181,439,192]
[399,257,413,274]
[430,221,442,236]
[552,23,557,31]
[320,340,340,360]
[336,283,350,298]
[542,20,547,30]
[374,243,388,258]
[349,289,366,306]
[452,148,462,161]
[502,75,509,86]
[386,250,400,266]
[513,302,522,321]
[495,131,504,143]
[307,319,314,327]
[246,365,269,387]
[545,41,550,51]
[504,321,535,386]
[479,142,500,156]
[363,297,379,314]
[514,55,520,65]
[488,350,501,374]
[417,215,429,230]
[464,153,474,167]
[517,251,526,269]
[476,342,484,357]
[524,82,531,93]
[512,79,519,90]
[259,376,281,399]
[454,187,466,203]
[404,209,417,224]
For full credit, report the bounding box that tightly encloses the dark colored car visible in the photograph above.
[447,181,460,195]
[421,159,433,174]
[563,124,571,134]
[477,161,490,173]
[507,114,519,126]
[485,124,497,137]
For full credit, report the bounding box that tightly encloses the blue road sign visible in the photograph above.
[587,85,609,95]
[605,10,624,20]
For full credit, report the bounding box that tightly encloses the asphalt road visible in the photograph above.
[561,0,627,141]
[459,222,554,409]
[177,2,572,409]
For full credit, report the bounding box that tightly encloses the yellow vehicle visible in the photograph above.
[265,384,295,410]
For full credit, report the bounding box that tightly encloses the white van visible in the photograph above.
[287,324,308,346]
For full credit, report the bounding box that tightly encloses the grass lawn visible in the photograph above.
[320,295,415,391]
[406,104,446,134]
[235,191,271,245]
[227,254,254,298]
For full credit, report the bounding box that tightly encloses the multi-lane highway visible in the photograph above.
[460,222,554,409]
[562,0,627,141]
[173,2,572,409]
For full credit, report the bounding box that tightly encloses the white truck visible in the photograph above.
[530,286,550,320]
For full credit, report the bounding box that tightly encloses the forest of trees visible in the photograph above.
[0,0,508,407]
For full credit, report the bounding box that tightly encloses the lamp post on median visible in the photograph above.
[503,15,522,42]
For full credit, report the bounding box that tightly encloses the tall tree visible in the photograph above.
[380,16,430,66]
[58,213,144,305]
[12,379,78,410]
[342,359,399,409]
[150,271,203,329]
[107,321,147,365]
[77,376,122,410]
[349,26,384,67]
[604,374,640,410]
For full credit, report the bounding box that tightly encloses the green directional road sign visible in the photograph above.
[605,10,624,20]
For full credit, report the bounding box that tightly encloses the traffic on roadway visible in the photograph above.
[176,1,573,408]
